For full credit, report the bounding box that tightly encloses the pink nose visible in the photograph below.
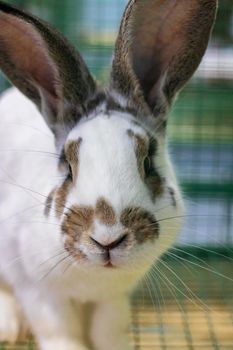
[90,234,127,250]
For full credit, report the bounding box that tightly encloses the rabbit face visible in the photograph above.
[44,110,183,271]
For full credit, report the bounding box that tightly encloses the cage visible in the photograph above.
[0,0,232,349]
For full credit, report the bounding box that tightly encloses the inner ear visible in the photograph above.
[0,12,59,107]
[0,2,97,139]
[111,0,217,118]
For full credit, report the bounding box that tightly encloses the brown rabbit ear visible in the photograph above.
[0,1,97,139]
[111,0,217,123]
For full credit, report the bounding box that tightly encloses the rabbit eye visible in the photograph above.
[144,156,152,177]
[68,164,73,180]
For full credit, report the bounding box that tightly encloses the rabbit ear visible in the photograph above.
[0,2,97,139]
[111,0,217,123]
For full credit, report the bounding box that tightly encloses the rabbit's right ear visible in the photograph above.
[0,2,97,141]
[111,0,217,126]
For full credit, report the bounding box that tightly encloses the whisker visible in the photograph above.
[37,253,70,282]
[0,121,53,138]
[172,243,233,262]
[166,253,233,283]
[36,250,67,270]
[152,260,212,313]
[151,264,184,314]
[0,148,60,158]
[0,203,44,226]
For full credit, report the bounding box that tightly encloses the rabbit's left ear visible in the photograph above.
[0,1,97,140]
[111,0,217,123]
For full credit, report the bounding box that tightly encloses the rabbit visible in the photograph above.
[0,0,217,349]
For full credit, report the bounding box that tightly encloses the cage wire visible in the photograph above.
[0,1,232,349]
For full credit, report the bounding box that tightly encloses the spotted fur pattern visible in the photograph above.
[61,198,159,261]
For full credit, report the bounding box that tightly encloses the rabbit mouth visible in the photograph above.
[103,261,116,269]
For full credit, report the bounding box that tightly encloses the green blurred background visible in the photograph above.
[0,0,233,250]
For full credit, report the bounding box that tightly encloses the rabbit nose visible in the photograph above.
[90,234,127,250]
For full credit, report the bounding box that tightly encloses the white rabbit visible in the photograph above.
[0,1,217,349]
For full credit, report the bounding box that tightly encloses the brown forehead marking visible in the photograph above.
[44,188,56,217]
[65,138,82,181]
[95,197,116,227]
[120,207,159,244]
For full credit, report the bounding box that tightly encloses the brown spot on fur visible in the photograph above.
[65,138,82,182]
[95,198,116,227]
[121,207,159,244]
[44,188,56,217]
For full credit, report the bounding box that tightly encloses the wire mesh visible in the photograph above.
[131,256,233,350]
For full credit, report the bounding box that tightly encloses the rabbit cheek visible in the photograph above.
[120,208,159,245]
[62,206,94,260]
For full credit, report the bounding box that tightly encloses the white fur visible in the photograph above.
[0,88,184,349]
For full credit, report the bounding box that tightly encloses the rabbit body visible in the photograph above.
[0,88,181,350]
[0,1,217,349]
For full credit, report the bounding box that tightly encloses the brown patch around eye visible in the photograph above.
[55,178,72,218]
[65,138,82,181]
[44,188,56,217]
[52,138,83,219]
[120,207,159,244]
[95,197,116,227]
[168,187,177,207]
[127,129,164,200]
[58,148,67,172]
[127,129,148,180]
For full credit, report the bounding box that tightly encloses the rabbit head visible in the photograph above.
[0,0,217,276]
